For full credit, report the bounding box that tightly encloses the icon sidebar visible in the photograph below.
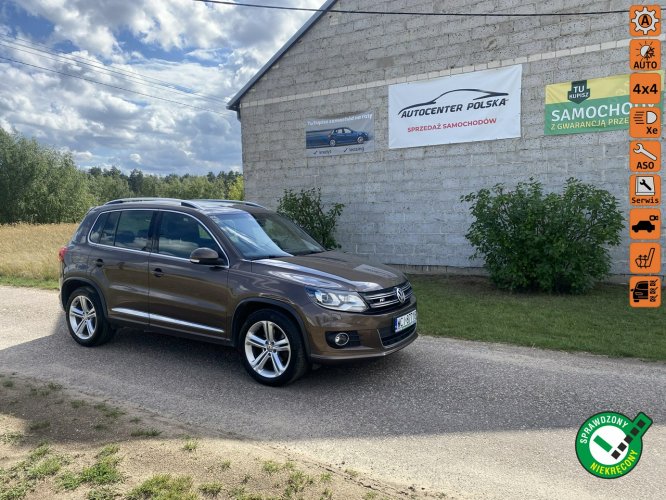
[629,5,662,308]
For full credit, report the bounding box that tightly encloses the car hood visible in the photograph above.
[250,251,406,292]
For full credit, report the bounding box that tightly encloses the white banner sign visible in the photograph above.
[388,65,522,149]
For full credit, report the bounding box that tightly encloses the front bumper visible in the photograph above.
[300,296,418,364]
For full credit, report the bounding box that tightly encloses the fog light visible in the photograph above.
[325,331,359,349]
[333,332,350,347]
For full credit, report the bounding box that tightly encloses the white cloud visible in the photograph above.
[0,0,324,174]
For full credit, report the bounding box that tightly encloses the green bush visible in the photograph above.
[277,188,344,249]
[461,178,623,294]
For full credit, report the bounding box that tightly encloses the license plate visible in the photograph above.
[394,310,417,332]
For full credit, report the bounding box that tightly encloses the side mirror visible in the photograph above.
[190,247,225,266]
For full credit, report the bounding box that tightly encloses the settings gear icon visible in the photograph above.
[632,7,659,35]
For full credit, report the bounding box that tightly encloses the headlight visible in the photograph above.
[305,288,367,312]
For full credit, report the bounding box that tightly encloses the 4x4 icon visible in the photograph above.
[59,198,417,385]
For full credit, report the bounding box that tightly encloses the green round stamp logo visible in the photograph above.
[575,411,652,479]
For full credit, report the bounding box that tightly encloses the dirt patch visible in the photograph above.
[0,373,444,499]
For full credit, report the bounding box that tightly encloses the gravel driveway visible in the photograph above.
[1,285,664,499]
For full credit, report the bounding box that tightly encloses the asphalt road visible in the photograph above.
[1,285,664,499]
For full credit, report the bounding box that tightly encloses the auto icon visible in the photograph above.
[632,220,656,233]
[631,280,650,302]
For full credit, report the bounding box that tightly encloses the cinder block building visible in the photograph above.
[227,0,655,275]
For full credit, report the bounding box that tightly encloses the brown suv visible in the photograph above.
[59,198,417,385]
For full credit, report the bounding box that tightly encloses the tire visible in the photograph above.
[65,287,114,347]
[357,136,365,144]
[329,139,336,147]
[239,309,308,386]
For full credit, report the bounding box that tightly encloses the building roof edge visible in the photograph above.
[226,0,337,114]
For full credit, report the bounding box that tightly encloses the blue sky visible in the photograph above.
[0,0,322,175]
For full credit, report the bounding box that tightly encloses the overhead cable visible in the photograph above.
[0,55,227,116]
[0,34,227,105]
[193,0,626,17]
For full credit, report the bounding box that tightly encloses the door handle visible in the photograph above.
[153,268,164,278]
[95,259,104,268]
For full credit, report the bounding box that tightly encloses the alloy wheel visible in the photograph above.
[68,295,97,340]
[244,320,291,378]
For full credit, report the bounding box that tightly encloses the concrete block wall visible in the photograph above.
[237,0,655,274]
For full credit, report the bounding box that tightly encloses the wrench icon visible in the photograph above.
[640,178,653,191]
[634,143,657,161]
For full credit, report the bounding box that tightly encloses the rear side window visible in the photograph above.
[89,213,108,244]
[114,210,153,251]
[99,212,120,246]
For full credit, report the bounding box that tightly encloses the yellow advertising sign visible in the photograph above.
[545,72,663,135]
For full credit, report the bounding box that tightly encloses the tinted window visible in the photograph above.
[114,210,153,251]
[99,211,120,246]
[158,212,219,259]
[89,213,108,244]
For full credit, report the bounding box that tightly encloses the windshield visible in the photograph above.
[210,211,325,260]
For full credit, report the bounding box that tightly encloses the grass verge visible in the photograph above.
[0,276,58,290]
[411,275,666,361]
[0,223,76,285]
[0,375,415,499]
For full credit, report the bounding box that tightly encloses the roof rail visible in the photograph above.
[103,198,201,209]
[191,199,266,209]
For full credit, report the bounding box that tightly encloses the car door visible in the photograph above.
[88,209,155,326]
[341,127,354,144]
[148,210,232,340]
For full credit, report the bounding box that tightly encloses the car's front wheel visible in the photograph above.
[65,287,114,347]
[240,309,307,386]
[357,136,365,144]
[329,138,336,147]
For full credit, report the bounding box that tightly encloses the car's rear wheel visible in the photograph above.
[65,287,114,346]
[240,310,307,386]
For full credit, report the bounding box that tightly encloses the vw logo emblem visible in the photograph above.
[395,287,406,304]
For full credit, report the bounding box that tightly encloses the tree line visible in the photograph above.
[0,128,243,224]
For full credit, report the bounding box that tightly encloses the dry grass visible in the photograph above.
[0,375,418,499]
[0,223,77,283]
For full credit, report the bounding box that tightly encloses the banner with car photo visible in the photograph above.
[388,65,522,149]
[305,112,374,157]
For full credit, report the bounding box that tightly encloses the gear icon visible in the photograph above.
[632,7,659,35]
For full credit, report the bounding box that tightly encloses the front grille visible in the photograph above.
[360,282,413,312]
[378,323,417,347]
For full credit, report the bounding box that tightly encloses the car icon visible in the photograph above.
[631,280,650,302]
[632,220,656,233]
